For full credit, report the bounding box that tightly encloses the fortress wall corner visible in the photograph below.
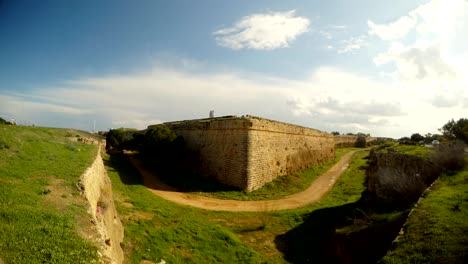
[159,116,336,192]
[164,118,250,189]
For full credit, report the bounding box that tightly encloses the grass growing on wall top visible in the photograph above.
[0,125,99,263]
[375,142,433,157]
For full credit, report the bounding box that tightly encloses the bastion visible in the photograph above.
[149,115,335,192]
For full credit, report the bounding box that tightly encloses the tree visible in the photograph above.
[331,131,340,135]
[357,132,370,137]
[355,136,367,148]
[106,129,126,151]
[439,118,468,143]
[0,117,14,125]
[410,133,424,142]
[145,126,177,148]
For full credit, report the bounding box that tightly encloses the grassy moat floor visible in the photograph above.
[143,147,360,201]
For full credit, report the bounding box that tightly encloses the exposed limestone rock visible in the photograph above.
[361,150,440,207]
[79,146,124,264]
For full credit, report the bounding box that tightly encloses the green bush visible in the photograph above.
[142,126,186,164]
[0,139,9,150]
[144,126,177,150]
[355,136,367,148]
[105,129,126,151]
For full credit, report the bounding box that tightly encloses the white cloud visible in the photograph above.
[318,30,333,40]
[368,16,417,41]
[374,42,456,80]
[412,0,467,43]
[213,10,310,50]
[368,0,466,42]
[369,0,468,112]
[337,35,367,54]
[329,25,347,30]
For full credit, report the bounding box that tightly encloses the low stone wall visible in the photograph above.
[158,115,335,191]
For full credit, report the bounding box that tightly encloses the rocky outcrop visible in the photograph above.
[79,147,124,264]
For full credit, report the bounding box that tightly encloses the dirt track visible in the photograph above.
[129,150,358,212]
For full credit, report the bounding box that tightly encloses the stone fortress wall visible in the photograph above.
[246,117,335,191]
[334,135,377,148]
[153,115,335,192]
[159,117,251,189]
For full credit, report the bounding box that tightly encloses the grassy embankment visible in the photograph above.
[381,156,468,263]
[375,142,432,157]
[152,147,360,201]
[0,125,99,263]
[105,149,370,263]
[363,142,467,263]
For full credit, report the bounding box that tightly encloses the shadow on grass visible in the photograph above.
[138,154,240,193]
[103,153,143,186]
[275,202,407,264]
[105,153,239,193]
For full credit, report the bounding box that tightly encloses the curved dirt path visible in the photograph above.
[129,150,359,212]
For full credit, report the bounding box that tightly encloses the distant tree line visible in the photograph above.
[439,118,468,143]
[399,118,468,145]
[331,131,371,137]
[0,117,15,125]
[105,126,187,165]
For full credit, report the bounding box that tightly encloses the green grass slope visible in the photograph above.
[0,125,100,263]
[381,164,468,264]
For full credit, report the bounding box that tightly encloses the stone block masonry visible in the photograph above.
[150,115,335,192]
[334,135,377,148]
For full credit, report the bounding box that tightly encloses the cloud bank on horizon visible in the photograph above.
[0,0,466,138]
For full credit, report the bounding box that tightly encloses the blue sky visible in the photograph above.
[0,0,467,138]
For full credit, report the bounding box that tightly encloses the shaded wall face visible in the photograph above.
[168,121,250,189]
[246,119,335,191]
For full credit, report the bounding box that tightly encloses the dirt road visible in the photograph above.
[129,150,359,212]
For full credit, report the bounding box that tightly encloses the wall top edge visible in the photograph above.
[147,115,331,136]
